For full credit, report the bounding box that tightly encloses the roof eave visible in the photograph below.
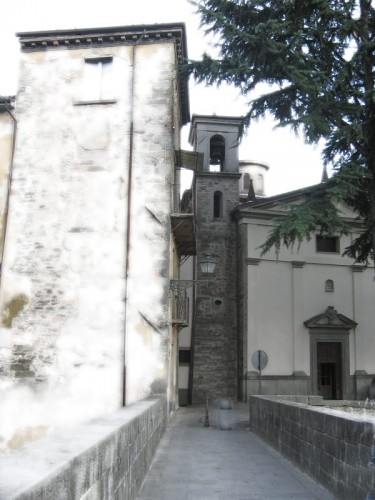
[17,23,190,126]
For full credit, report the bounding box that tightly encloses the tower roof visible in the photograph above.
[188,114,244,145]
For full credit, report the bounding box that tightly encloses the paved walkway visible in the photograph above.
[137,404,335,500]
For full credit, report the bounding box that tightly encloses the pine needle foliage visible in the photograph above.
[186,0,375,263]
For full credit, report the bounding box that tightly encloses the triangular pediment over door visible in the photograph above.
[304,306,357,331]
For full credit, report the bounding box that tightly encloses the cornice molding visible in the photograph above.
[17,24,186,55]
[245,258,260,266]
[304,306,357,330]
[352,264,366,273]
[17,23,190,125]
[291,260,305,268]
[196,172,241,179]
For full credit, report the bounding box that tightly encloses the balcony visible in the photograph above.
[170,150,202,256]
[171,185,196,256]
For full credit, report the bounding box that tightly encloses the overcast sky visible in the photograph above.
[0,0,324,195]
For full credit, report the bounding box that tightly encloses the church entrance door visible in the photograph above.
[317,342,342,399]
[305,307,356,400]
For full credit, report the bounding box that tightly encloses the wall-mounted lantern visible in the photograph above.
[200,258,217,274]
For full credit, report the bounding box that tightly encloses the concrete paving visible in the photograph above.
[136,404,335,500]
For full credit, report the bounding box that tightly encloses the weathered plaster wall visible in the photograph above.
[0,40,177,449]
[0,112,13,268]
[124,42,176,404]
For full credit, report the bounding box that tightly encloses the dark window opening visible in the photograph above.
[316,235,339,253]
[209,135,225,172]
[243,173,250,190]
[179,349,191,365]
[213,191,223,218]
[325,279,334,292]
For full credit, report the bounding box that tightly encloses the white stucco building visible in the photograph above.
[0,23,193,450]
[234,191,374,401]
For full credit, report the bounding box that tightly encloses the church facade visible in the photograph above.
[235,192,373,402]
[179,114,375,405]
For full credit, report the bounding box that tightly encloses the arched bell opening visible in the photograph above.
[209,135,225,172]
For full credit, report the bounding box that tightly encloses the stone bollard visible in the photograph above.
[218,398,234,430]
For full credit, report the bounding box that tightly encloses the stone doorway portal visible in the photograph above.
[317,342,342,399]
[304,306,357,401]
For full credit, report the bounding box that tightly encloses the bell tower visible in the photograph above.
[189,115,243,403]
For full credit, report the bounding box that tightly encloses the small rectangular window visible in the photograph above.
[179,349,191,365]
[316,235,339,253]
[82,57,113,102]
[213,191,223,218]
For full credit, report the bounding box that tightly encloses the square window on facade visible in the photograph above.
[316,235,340,253]
[179,349,191,365]
[325,279,334,292]
[82,57,113,101]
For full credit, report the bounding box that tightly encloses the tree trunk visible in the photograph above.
[360,0,375,266]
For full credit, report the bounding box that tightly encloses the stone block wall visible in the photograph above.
[0,396,167,500]
[249,395,375,499]
[236,222,247,401]
[245,373,310,398]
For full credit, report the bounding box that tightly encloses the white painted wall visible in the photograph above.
[239,161,268,197]
[242,208,375,383]
[0,38,179,450]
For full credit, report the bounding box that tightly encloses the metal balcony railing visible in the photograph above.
[171,289,189,329]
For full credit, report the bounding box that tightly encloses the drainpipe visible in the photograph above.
[122,33,146,407]
[351,257,358,400]
[187,177,197,405]
[0,99,17,292]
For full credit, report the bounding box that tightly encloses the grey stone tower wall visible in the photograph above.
[236,221,248,401]
[192,172,240,403]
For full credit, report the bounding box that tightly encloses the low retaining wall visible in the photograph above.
[249,395,375,499]
[0,396,167,500]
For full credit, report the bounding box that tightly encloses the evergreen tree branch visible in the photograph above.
[188,0,375,263]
